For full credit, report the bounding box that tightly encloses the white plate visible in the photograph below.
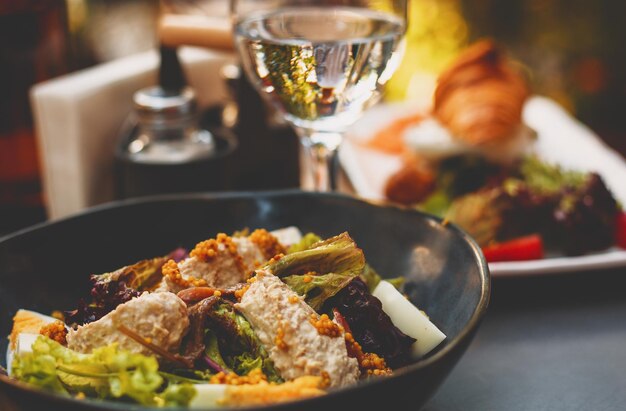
[340,96,626,276]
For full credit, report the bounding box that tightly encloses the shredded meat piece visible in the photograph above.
[178,296,221,366]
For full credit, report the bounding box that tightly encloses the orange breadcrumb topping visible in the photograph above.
[40,321,67,346]
[266,254,284,265]
[234,286,249,301]
[210,368,268,385]
[190,238,220,260]
[235,275,259,300]
[303,273,314,283]
[191,233,246,274]
[222,376,325,406]
[345,332,393,376]
[310,314,342,338]
[275,324,288,351]
[249,229,286,260]
[162,259,207,288]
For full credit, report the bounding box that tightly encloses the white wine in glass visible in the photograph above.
[232,0,407,191]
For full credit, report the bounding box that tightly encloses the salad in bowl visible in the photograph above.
[5,227,446,408]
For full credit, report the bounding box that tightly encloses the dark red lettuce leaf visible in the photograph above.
[326,277,415,369]
[65,277,140,325]
[65,249,186,326]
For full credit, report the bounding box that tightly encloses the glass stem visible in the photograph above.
[296,129,342,192]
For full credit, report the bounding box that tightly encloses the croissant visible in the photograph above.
[433,40,529,146]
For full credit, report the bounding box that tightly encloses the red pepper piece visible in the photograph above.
[482,234,544,262]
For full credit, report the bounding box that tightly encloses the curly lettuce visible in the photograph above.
[271,233,366,311]
[287,233,322,253]
[11,336,195,407]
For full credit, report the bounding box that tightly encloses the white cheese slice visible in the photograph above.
[270,226,303,247]
[372,280,446,357]
[189,384,227,409]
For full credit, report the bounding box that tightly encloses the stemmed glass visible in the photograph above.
[231,0,408,191]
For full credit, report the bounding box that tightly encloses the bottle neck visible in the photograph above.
[136,115,199,142]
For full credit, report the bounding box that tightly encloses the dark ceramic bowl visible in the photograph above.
[0,190,489,411]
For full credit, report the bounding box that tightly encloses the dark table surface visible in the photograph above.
[423,268,626,411]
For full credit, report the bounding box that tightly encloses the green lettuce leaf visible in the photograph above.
[287,233,322,253]
[11,336,195,407]
[231,352,263,376]
[273,233,366,310]
[210,304,282,383]
[283,272,356,311]
[268,232,365,279]
[515,155,587,195]
[204,331,231,373]
[360,264,404,293]
[360,264,382,292]
[94,256,168,292]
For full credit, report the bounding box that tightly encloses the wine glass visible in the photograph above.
[231,0,408,191]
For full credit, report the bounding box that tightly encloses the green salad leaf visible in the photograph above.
[204,331,231,373]
[270,233,366,311]
[209,303,282,383]
[268,232,365,279]
[11,336,195,407]
[283,272,357,311]
[360,264,404,293]
[94,256,168,292]
[287,233,322,253]
[514,155,587,195]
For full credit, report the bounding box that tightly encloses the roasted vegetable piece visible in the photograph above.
[482,234,544,262]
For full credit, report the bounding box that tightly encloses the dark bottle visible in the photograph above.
[226,65,301,191]
[115,85,237,199]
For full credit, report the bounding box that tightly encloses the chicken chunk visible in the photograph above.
[158,230,286,292]
[66,292,189,356]
[236,270,360,388]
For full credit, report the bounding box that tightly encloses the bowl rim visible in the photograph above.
[0,189,491,410]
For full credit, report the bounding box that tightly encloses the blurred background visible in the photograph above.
[1,0,624,234]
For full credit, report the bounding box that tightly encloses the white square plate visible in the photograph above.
[340,96,626,276]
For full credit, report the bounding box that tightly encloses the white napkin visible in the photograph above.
[31,47,234,220]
